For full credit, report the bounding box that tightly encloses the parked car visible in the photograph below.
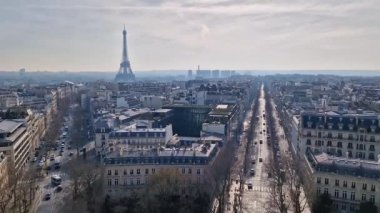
[247,182,253,189]
[31,157,37,163]
[69,152,74,156]
[259,158,263,162]
[250,169,255,176]
[44,193,51,201]
[55,185,63,192]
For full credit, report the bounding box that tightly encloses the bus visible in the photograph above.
[51,175,62,186]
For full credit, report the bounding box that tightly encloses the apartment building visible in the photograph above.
[299,111,380,212]
[99,120,223,197]
[306,151,380,212]
[299,111,380,161]
[0,120,31,171]
[103,138,220,197]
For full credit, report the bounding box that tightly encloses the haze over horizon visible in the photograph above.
[1,0,380,72]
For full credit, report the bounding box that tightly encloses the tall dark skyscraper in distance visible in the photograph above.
[115,26,135,82]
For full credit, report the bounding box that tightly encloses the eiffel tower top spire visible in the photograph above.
[115,25,135,82]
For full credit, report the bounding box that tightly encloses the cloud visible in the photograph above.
[0,0,379,71]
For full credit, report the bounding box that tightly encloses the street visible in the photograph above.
[241,84,271,213]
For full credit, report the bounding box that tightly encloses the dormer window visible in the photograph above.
[370,125,376,133]
[338,123,343,130]
[101,128,105,133]
[339,117,343,122]
[307,121,312,128]
[348,124,354,131]
[328,123,333,130]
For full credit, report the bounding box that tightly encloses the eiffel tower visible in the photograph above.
[115,25,135,82]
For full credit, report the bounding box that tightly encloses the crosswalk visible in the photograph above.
[246,186,271,192]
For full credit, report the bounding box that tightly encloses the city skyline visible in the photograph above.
[1,0,380,71]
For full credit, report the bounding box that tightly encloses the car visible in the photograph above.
[44,193,51,201]
[69,152,74,156]
[259,158,263,162]
[259,140,263,144]
[31,157,37,163]
[41,157,46,162]
[50,156,55,161]
[263,123,266,126]
[68,145,72,150]
[260,131,262,134]
[250,169,255,176]
[38,162,44,168]
[254,141,257,145]
[247,182,253,189]
[55,185,63,192]
[251,159,256,164]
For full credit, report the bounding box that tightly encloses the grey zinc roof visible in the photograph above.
[0,120,23,133]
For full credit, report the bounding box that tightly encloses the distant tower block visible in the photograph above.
[115,25,136,82]
[188,70,193,79]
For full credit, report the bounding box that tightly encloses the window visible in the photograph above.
[107,179,112,186]
[363,183,367,190]
[343,191,347,199]
[137,178,141,185]
[145,169,149,175]
[307,131,311,137]
[343,181,347,187]
[327,133,332,138]
[130,169,134,175]
[348,143,353,149]
[317,188,321,195]
[350,192,355,200]
[370,145,375,151]
[324,188,329,194]
[325,178,329,185]
[334,190,339,198]
[327,141,332,147]
[369,153,375,160]
[188,168,192,174]
[342,204,346,210]
[337,142,342,148]
[352,182,356,189]
[152,168,155,174]
[362,194,367,201]
[338,133,343,139]
[197,169,201,175]
[114,170,118,175]
[114,178,119,186]
[370,195,375,203]
[371,185,376,192]
[137,169,140,175]
[350,205,355,212]
[335,179,339,187]
[182,168,185,174]
[124,170,127,175]
[317,177,321,184]
[306,139,311,145]
[348,134,353,140]
[108,170,111,175]
[370,136,375,142]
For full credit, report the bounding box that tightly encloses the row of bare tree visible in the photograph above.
[0,162,40,213]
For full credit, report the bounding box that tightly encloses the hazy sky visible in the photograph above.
[1,0,380,72]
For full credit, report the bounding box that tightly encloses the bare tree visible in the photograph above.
[282,154,308,213]
[60,158,103,213]
[0,162,12,213]
[265,158,289,213]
